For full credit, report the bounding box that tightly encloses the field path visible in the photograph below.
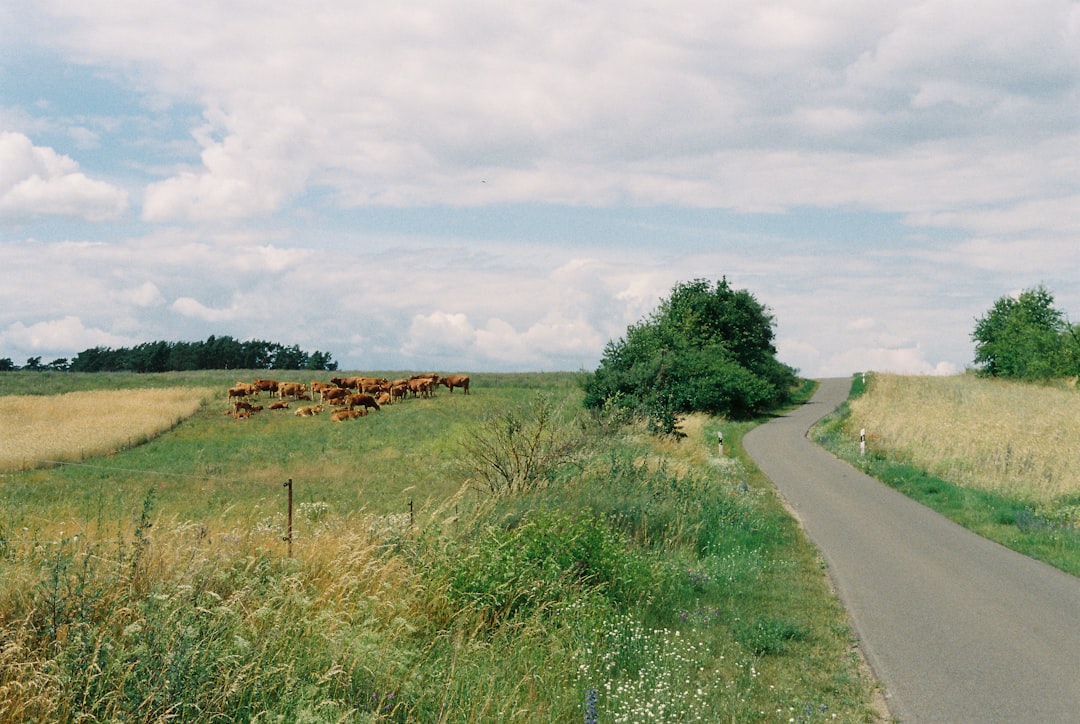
[743,378,1080,723]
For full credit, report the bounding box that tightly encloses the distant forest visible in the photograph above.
[0,335,337,373]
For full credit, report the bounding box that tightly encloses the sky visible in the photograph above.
[2,1,1079,377]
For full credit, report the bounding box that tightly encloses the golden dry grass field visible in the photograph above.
[0,387,214,472]
[849,373,1080,503]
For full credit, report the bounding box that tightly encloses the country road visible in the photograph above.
[743,378,1080,723]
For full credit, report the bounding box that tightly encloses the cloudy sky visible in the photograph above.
[2,1,1079,377]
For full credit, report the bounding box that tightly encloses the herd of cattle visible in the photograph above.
[224,373,470,421]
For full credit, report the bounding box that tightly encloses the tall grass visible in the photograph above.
[813,373,1080,578]
[0,372,882,721]
[849,373,1080,503]
[0,388,214,472]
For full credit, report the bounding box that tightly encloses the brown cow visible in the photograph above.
[294,404,323,417]
[347,393,381,412]
[406,377,436,398]
[321,387,350,404]
[312,380,338,398]
[278,382,307,399]
[331,409,365,422]
[269,400,290,410]
[376,391,391,406]
[440,374,470,394]
[227,383,256,401]
[252,379,279,397]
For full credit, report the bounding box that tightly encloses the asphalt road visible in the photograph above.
[742,378,1080,723]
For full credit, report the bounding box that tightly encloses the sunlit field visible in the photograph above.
[848,373,1080,502]
[0,372,881,722]
[0,388,214,472]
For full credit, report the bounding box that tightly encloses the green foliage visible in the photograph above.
[582,278,797,433]
[66,334,337,373]
[972,285,1078,379]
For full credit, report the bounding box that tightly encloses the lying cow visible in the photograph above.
[331,409,366,422]
[294,404,323,417]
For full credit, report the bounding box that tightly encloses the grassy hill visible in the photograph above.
[0,371,881,722]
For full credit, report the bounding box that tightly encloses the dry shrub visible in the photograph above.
[0,387,214,472]
[850,373,1080,501]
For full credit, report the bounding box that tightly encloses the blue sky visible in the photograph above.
[2,1,1079,376]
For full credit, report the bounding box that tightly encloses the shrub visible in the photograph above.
[582,278,796,434]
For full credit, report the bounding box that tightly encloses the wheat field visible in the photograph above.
[849,373,1080,502]
[0,387,214,472]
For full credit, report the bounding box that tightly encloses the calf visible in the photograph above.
[293,404,324,417]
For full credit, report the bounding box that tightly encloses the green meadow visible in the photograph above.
[0,371,881,722]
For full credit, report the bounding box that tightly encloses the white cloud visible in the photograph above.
[115,281,165,307]
[403,311,476,357]
[28,1,1076,222]
[170,295,248,323]
[0,132,128,220]
[1,316,133,356]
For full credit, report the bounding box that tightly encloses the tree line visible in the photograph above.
[0,335,337,373]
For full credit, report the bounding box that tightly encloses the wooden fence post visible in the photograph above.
[283,478,293,557]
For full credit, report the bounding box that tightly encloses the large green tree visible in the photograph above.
[972,285,1079,379]
[583,278,797,432]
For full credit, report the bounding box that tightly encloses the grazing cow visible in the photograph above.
[389,379,410,401]
[227,384,256,401]
[294,404,323,417]
[360,379,388,394]
[321,387,350,404]
[439,374,470,394]
[311,381,338,399]
[279,382,309,399]
[269,400,289,410]
[252,379,279,397]
[405,377,434,398]
[347,393,381,412]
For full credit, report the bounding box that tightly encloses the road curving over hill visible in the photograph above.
[743,378,1080,723]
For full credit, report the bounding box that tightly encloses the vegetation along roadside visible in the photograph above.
[811,372,1080,579]
[0,369,882,721]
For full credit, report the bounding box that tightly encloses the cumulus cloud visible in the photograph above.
[1,316,133,356]
[0,132,128,220]
[170,295,248,323]
[30,1,1078,225]
[7,3,1080,376]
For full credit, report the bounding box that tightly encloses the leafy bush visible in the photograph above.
[972,285,1079,380]
[582,278,797,433]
